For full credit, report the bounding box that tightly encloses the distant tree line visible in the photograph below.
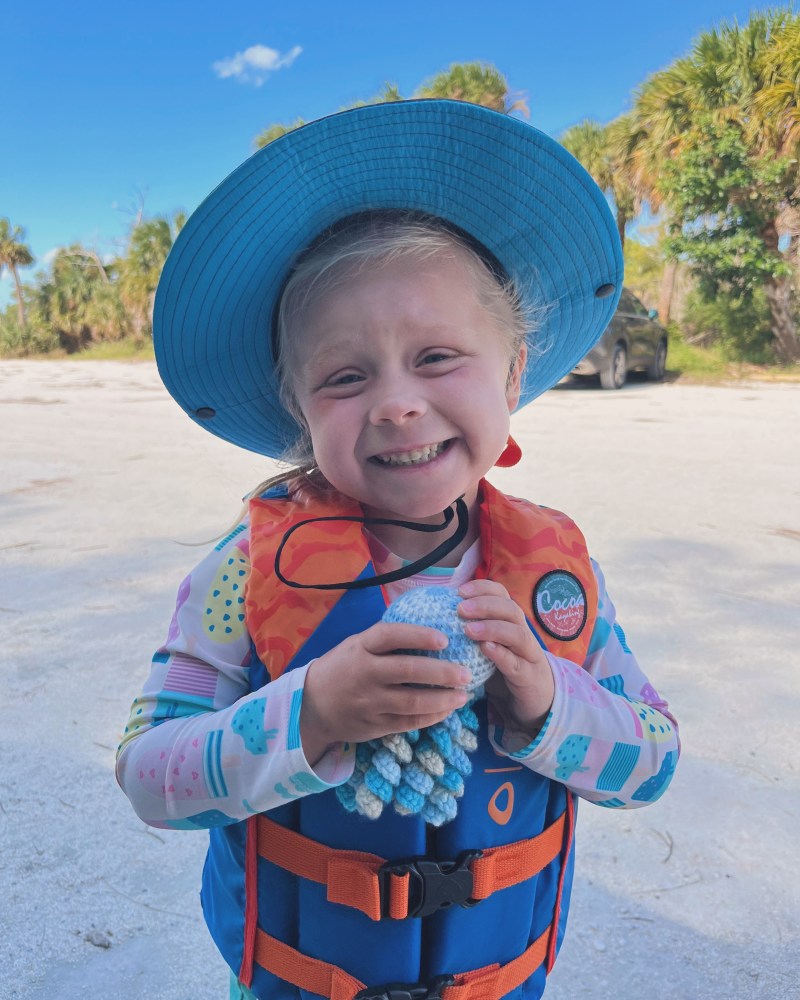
[0,211,185,356]
[2,9,798,362]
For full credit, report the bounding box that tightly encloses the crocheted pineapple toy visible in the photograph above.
[336,587,496,827]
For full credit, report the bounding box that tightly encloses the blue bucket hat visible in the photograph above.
[154,99,623,458]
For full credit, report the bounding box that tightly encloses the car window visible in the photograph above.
[618,290,649,317]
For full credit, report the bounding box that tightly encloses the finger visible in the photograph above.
[380,683,469,719]
[458,595,526,626]
[364,621,449,655]
[463,618,536,656]
[478,637,526,680]
[384,654,472,690]
[478,639,552,697]
[458,579,510,600]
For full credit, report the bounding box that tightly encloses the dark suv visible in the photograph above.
[571,289,668,389]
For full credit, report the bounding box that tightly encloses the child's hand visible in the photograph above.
[457,579,555,736]
[300,623,470,765]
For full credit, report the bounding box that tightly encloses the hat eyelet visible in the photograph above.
[195,407,216,420]
[595,283,616,299]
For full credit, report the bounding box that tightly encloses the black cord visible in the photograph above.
[274,496,470,591]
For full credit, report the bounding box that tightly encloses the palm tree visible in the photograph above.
[415,62,528,116]
[254,118,307,150]
[753,17,800,153]
[626,9,800,360]
[119,212,185,339]
[604,111,682,324]
[560,118,640,252]
[254,63,526,151]
[346,82,405,110]
[0,218,34,328]
[753,16,800,287]
[35,247,118,351]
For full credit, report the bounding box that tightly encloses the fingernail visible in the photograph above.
[458,669,472,685]
[458,583,475,596]
[434,632,448,648]
[465,620,484,636]
[459,599,476,614]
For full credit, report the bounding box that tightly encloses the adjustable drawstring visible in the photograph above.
[274,496,470,591]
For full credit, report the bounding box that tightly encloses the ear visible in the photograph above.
[505,343,527,412]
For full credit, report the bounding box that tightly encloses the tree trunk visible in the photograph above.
[763,273,800,363]
[658,260,678,325]
[11,265,26,328]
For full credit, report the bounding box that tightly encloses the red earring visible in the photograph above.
[495,435,522,468]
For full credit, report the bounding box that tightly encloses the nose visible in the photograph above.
[368,377,428,425]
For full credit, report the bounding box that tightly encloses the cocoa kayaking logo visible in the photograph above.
[533,570,587,641]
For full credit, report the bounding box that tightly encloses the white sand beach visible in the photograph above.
[1,360,798,999]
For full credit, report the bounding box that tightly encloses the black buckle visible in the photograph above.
[378,850,483,919]
[354,975,455,1000]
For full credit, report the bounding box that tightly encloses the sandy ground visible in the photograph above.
[1,360,799,1000]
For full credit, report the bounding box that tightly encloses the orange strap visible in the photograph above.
[256,811,566,922]
[254,923,551,1000]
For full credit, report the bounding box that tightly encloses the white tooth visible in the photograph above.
[377,441,445,465]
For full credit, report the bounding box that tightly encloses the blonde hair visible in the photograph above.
[250,211,540,503]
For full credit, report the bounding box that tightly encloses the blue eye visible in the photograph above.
[420,352,451,365]
[326,372,363,387]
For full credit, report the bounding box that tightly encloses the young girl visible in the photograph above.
[117,100,679,1000]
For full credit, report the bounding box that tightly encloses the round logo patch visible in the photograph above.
[533,570,587,641]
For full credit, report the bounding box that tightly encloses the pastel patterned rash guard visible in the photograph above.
[116,518,680,829]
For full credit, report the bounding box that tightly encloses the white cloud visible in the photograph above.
[212,44,302,86]
[42,247,60,266]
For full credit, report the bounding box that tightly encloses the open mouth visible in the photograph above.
[370,440,451,467]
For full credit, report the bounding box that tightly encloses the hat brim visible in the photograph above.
[154,100,623,458]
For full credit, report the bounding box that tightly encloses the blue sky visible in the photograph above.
[2,0,768,307]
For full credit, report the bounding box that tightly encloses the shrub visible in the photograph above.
[680,286,777,363]
[0,311,60,357]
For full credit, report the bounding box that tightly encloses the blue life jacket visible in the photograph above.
[202,480,597,1000]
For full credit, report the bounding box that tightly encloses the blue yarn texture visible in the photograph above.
[335,587,495,826]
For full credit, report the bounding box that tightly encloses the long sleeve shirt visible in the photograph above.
[116,517,679,829]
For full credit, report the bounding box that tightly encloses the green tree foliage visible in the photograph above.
[346,83,405,110]
[254,118,308,150]
[660,117,795,295]
[626,9,800,362]
[560,119,639,250]
[623,236,666,309]
[0,218,34,328]
[32,246,126,352]
[415,62,527,115]
[254,62,527,149]
[0,211,183,356]
[681,285,775,362]
[119,212,184,340]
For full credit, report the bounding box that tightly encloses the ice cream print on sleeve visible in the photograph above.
[489,562,679,808]
[115,525,354,829]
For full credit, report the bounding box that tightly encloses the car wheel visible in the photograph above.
[647,339,667,381]
[600,343,627,390]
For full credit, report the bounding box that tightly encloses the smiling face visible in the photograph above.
[289,251,525,552]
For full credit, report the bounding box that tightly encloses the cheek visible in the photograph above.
[304,402,359,463]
